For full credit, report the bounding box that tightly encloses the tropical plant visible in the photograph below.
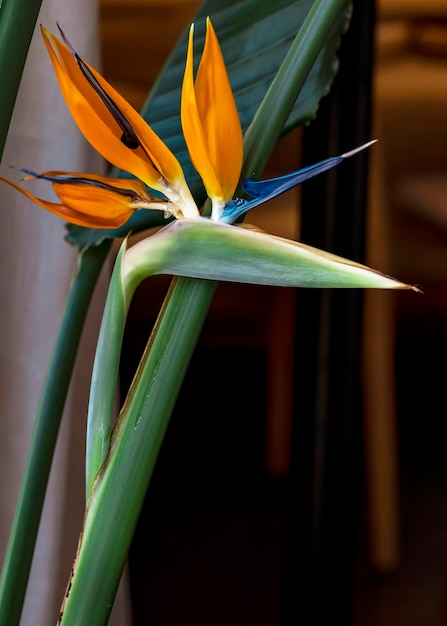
[0,1,417,624]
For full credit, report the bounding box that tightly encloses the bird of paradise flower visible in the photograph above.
[1,19,374,232]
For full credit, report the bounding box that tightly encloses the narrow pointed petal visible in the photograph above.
[41,26,198,218]
[243,140,376,198]
[181,25,224,208]
[242,157,345,198]
[0,171,172,228]
[222,141,377,223]
[195,19,243,202]
[122,218,420,292]
[181,20,243,220]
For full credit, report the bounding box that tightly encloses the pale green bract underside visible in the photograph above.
[122,218,414,293]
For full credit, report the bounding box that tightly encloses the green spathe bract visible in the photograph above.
[123,218,411,291]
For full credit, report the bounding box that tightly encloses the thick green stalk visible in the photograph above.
[242,0,349,178]
[60,277,217,625]
[0,0,44,159]
[0,240,111,626]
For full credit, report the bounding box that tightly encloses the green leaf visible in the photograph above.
[0,240,111,626]
[66,0,351,250]
[85,242,129,497]
[0,0,44,159]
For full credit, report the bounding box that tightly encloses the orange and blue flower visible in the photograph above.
[0,20,373,229]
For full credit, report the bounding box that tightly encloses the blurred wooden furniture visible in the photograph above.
[364,2,447,572]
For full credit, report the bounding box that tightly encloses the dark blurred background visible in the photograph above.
[101,1,447,623]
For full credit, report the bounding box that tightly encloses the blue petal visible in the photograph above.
[221,140,376,224]
[241,156,343,199]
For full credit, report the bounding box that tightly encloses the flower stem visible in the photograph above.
[59,277,217,625]
[243,0,350,178]
[0,240,111,626]
[0,0,44,159]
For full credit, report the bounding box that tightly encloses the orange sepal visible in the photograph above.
[40,26,197,217]
[0,173,152,228]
